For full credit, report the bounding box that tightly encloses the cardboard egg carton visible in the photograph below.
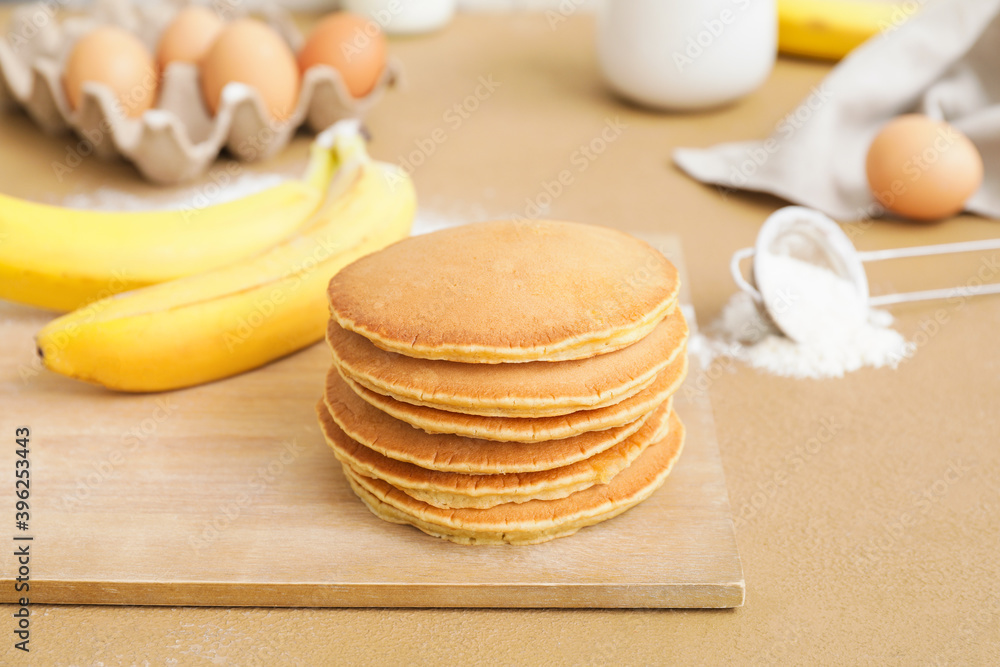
[0,0,398,183]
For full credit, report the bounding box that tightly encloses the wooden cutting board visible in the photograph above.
[0,236,743,608]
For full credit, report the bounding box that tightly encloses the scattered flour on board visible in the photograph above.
[690,255,915,379]
[412,209,468,236]
[58,172,287,211]
[59,170,483,237]
[412,196,496,236]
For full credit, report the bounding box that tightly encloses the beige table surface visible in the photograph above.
[1,11,999,666]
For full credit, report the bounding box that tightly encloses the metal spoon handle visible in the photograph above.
[869,281,1000,307]
[857,238,1000,262]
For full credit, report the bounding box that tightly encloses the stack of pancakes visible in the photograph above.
[318,220,689,545]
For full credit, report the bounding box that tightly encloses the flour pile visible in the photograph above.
[693,255,913,379]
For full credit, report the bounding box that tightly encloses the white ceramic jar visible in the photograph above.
[597,0,776,111]
[343,0,457,35]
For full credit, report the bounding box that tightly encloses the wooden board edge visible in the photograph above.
[0,580,746,609]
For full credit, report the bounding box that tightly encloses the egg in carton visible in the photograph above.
[0,0,399,184]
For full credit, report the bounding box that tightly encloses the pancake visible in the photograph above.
[343,411,686,545]
[342,352,688,442]
[327,220,681,363]
[320,399,671,508]
[322,369,670,473]
[327,308,687,417]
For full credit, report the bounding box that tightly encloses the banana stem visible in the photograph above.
[304,144,338,192]
[305,120,371,193]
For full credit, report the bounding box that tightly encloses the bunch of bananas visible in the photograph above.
[778,0,918,61]
[5,122,415,392]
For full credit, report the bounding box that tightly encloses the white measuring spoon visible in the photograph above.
[730,206,1000,344]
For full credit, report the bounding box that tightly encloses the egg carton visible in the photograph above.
[0,0,399,183]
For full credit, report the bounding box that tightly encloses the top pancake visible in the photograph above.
[327,220,681,363]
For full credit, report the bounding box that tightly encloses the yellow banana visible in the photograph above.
[36,123,416,392]
[0,141,336,312]
[778,0,917,61]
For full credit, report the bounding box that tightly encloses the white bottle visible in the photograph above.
[598,0,776,111]
[343,0,457,34]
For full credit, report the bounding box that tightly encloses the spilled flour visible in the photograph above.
[59,171,286,211]
[693,255,914,379]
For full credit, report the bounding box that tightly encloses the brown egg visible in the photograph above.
[63,26,158,118]
[298,13,386,98]
[199,18,300,121]
[156,6,224,70]
[866,114,983,221]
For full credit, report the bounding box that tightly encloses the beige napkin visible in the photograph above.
[674,0,1000,221]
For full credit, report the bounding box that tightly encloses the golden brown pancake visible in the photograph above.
[322,369,670,473]
[341,352,688,442]
[327,220,681,363]
[327,308,687,417]
[320,399,671,508]
[343,411,686,545]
